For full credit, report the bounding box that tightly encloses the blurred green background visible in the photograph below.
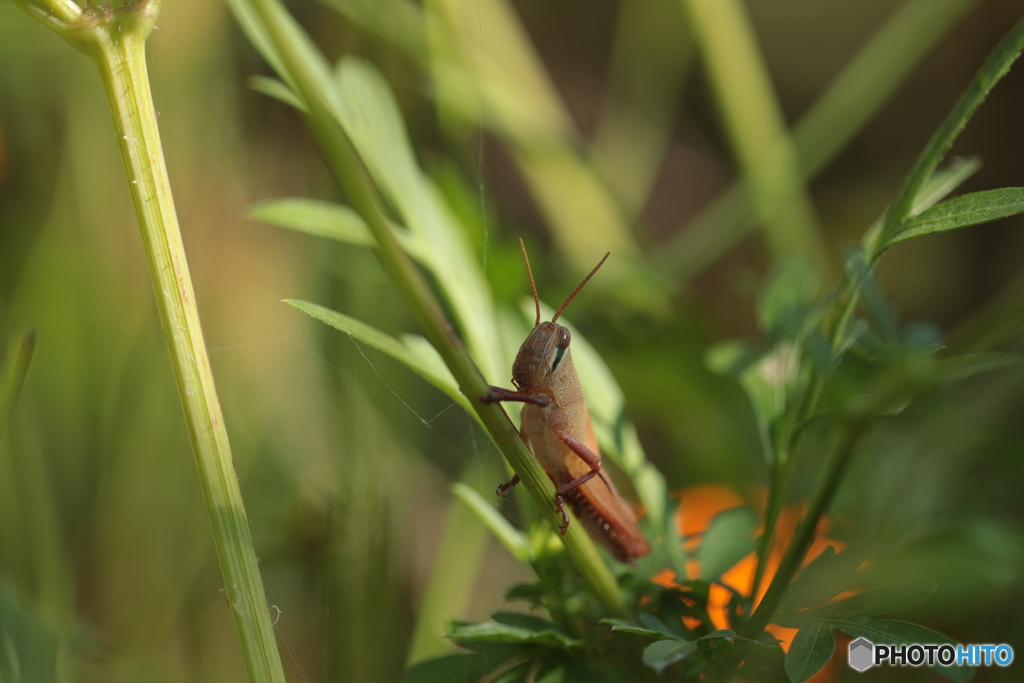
[1,0,1022,681]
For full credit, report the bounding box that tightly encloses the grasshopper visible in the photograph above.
[482,241,650,562]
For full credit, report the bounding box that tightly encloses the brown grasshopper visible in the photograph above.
[482,241,650,562]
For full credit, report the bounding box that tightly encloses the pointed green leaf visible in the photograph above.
[249,75,307,112]
[696,506,758,581]
[874,19,1024,256]
[249,197,429,262]
[934,352,1021,383]
[446,621,582,649]
[451,484,529,562]
[642,638,696,672]
[600,619,675,641]
[885,188,1024,248]
[785,623,835,683]
[910,156,982,215]
[285,300,469,412]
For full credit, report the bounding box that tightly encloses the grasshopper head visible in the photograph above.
[510,240,606,390]
[511,321,571,389]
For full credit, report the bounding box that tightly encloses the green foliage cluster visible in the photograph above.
[3,0,1024,681]
[239,3,1024,680]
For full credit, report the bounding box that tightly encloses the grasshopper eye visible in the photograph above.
[556,327,571,350]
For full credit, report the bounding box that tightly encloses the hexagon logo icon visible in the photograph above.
[848,638,874,672]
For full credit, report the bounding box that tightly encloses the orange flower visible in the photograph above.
[653,484,847,653]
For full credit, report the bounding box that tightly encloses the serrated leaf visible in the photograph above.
[249,197,428,262]
[885,187,1024,248]
[696,506,758,581]
[785,623,835,683]
[642,638,696,672]
[638,611,687,640]
[696,629,737,644]
[600,619,674,641]
[451,484,529,562]
[504,583,544,603]
[778,545,867,614]
[285,300,470,413]
[778,577,938,627]
[446,621,582,649]
[492,612,561,632]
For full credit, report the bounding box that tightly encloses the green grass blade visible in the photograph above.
[885,187,1024,248]
[666,0,978,281]
[874,18,1024,258]
[678,0,824,264]
[591,0,691,216]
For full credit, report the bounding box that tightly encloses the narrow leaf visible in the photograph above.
[875,19,1024,253]
[886,187,1024,247]
[601,619,675,641]
[445,621,582,649]
[910,156,982,215]
[785,623,835,683]
[451,484,530,562]
[934,352,1021,383]
[285,300,469,412]
[249,197,428,262]
[249,75,307,112]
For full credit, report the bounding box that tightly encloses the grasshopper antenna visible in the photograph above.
[519,239,541,327]
[551,252,610,323]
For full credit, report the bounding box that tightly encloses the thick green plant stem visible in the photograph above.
[236,0,626,616]
[14,2,286,681]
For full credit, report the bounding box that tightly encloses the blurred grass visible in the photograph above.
[1,0,1022,681]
